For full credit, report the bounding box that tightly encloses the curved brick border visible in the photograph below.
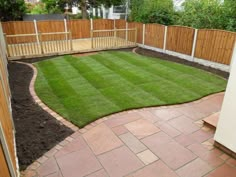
[15,61,225,177]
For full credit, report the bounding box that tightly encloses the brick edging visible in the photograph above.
[15,61,79,132]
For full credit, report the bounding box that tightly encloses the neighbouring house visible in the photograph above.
[24,0,40,3]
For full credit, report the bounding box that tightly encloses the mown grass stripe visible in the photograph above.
[103,52,225,95]
[64,56,161,108]
[90,54,200,102]
[112,51,226,86]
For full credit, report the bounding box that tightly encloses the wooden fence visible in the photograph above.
[166,26,195,56]
[0,23,18,177]
[144,24,165,49]
[1,19,236,66]
[195,29,236,65]
[67,19,90,39]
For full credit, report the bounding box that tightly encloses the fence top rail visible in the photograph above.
[92,28,137,33]
[6,33,38,37]
[5,31,70,37]
[198,28,236,34]
[40,31,70,35]
[168,25,195,30]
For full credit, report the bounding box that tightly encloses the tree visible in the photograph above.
[129,0,175,25]
[176,0,225,29]
[41,0,70,14]
[0,0,27,21]
[30,2,47,14]
[222,0,236,31]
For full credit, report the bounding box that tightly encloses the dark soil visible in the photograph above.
[136,47,229,79]
[8,62,74,171]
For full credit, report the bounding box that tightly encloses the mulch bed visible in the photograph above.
[8,62,74,171]
[135,47,229,79]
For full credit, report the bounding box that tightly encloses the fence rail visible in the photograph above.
[5,31,72,57]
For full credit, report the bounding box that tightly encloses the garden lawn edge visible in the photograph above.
[33,52,226,128]
[16,61,79,132]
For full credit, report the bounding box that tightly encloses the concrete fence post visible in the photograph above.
[142,24,145,46]
[191,29,198,61]
[90,18,93,31]
[64,19,68,40]
[163,26,168,53]
[33,19,40,45]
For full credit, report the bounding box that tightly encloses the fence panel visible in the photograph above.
[67,19,90,39]
[144,24,165,49]
[115,19,126,29]
[115,19,126,39]
[128,22,143,44]
[0,144,11,177]
[2,21,35,43]
[166,26,195,55]
[0,23,17,176]
[195,29,236,65]
[93,19,114,30]
[37,20,65,41]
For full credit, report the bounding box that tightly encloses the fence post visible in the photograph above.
[142,24,145,46]
[64,18,68,40]
[90,18,93,31]
[114,28,117,46]
[3,34,9,57]
[91,30,94,49]
[126,22,128,40]
[69,31,73,51]
[114,19,116,29]
[191,29,198,61]
[39,33,43,54]
[33,20,40,46]
[163,26,168,53]
[135,28,137,44]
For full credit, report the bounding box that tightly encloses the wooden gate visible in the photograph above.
[0,23,18,177]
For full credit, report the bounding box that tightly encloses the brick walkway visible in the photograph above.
[22,92,236,177]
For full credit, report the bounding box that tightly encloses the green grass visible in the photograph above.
[34,51,227,127]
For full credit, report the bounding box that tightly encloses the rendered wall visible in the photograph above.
[214,42,236,152]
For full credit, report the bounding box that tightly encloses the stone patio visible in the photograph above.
[22,92,236,177]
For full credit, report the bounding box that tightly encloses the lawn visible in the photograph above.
[35,51,227,127]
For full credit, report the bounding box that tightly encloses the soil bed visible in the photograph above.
[136,47,229,79]
[8,62,74,170]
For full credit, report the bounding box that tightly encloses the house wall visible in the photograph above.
[214,42,236,153]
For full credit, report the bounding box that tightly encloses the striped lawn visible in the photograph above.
[34,51,227,127]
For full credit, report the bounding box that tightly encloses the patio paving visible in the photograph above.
[22,92,236,177]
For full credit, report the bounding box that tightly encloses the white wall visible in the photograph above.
[214,42,236,153]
